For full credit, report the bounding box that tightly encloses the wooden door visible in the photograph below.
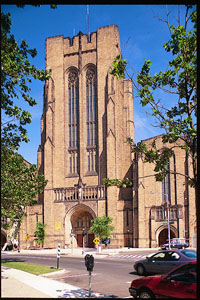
[88,233,95,248]
[77,234,83,247]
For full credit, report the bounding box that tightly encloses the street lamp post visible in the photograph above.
[82,228,85,255]
[70,229,74,255]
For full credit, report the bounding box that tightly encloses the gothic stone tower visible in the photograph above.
[37,25,134,248]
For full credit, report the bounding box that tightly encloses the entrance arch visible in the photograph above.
[156,225,177,246]
[64,204,96,248]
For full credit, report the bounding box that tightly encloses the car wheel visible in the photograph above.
[139,289,154,299]
[137,264,145,276]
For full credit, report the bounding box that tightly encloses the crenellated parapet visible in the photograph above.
[64,32,97,56]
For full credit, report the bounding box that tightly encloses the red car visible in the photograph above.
[129,260,196,299]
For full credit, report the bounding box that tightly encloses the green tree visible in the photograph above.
[1,148,47,229]
[102,177,133,188]
[90,216,114,240]
[108,5,197,215]
[1,10,51,150]
[1,5,55,230]
[34,222,46,247]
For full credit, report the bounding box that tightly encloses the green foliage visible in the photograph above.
[109,55,127,79]
[34,222,46,245]
[1,5,53,230]
[90,216,114,239]
[1,10,51,150]
[1,148,47,228]
[127,138,174,182]
[103,177,132,188]
[108,6,197,189]
[1,260,61,275]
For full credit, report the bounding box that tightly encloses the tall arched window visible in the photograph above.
[162,162,171,204]
[68,70,79,174]
[86,68,97,173]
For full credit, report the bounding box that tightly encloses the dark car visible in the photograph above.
[129,260,196,299]
[161,239,189,250]
[134,249,196,276]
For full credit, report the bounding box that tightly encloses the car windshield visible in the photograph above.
[147,252,156,258]
[181,250,196,258]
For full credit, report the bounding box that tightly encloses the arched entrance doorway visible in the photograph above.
[158,228,176,246]
[71,210,95,248]
[156,225,177,247]
[65,204,96,248]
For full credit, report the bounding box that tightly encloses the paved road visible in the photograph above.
[2,251,155,298]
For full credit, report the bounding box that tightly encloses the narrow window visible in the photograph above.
[68,71,79,174]
[162,161,171,203]
[86,68,97,172]
[36,213,38,224]
[126,210,129,226]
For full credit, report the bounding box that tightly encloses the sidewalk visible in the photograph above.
[1,266,110,298]
[2,246,160,258]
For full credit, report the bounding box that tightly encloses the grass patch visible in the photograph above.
[1,260,63,275]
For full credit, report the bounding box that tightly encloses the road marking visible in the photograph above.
[108,254,147,259]
[57,273,101,279]
[80,260,101,263]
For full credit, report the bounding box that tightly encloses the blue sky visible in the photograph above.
[2,4,188,165]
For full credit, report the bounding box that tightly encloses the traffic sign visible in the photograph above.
[26,234,30,241]
[93,237,100,245]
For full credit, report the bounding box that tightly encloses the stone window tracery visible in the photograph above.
[86,68,97,173]
[162,161,171,204]
[68,70,79,175]
[74,213,92,230]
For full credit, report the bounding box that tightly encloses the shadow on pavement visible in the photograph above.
[2,258,25,263]
[57,288,117,298]
[129,271,138,276]
[129,271,155,277]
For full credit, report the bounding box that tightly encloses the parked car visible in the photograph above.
[134,249,196,276]
[129,260,197,299]
[161,239,189,250]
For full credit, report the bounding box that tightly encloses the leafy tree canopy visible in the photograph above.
[90,216,114,239]
[1,5,55,229]
[103,177,132,188]
[1,148,47,229]
[1,10,51,150]
[108,5,197,189]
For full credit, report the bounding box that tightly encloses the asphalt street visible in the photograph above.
[2,250,155,298]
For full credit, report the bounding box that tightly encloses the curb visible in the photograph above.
[39,268,69,277]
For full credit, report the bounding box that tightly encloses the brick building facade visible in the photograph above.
[16,25,196,249]
[132,136,196,248]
